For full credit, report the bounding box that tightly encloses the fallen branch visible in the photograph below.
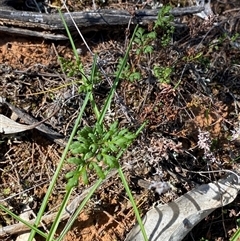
[0,6,204,39]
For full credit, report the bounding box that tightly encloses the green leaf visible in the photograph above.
[114,137,128,147]
[96,153,102,161]
[147,31,157,39]
[92,162,105,179]
[67,157,83,165]
[71,146,88,154]
[129,71,141,82]
[109,121,118,132]
[137,48,143,55]
[77,126,92,138]
[90,143,98,153]
[143,45,153,54]
[125,132,136,140]
[134,38,142,45]
[101,147,109,154]
[108,143,118,152]
[88,133,97,143]
[89,163,94,169]
[65,170,75,179]
[70,142,82,149]
[84,151,94,160]
[135,27,145,38]
[66,170,81,190]
[65,170,78,179]
[103,154,118,168]
[81,166,88,185]
[102,131,111,141]
[117,128,129,136]
[95,123,103,135]
[76,135,89,144]
[66,177,79,190]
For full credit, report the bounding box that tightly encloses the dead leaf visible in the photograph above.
[125,172,240,241]
[0,114,33,134]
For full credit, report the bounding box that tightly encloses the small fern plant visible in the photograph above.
[66,121,136,190]
[154,4,174,47]
[134,27,157,55]
[133,4,174,54]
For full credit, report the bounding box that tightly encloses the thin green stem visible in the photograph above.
[89,55,100,119]
[118,167,148,241]
[59,10,80,63]
[117,122,148,241]
[0,204,50,240]
[230,227,240,241]
[98,25,139,125]
[46,189,73,241]
[56,178,103,241]
[28,92,91,241]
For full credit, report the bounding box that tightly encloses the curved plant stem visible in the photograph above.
[56,178,103,241]
[117,122,148,241]
[0,204,50,240]
[118,167,148,241]
[28,92,91,241]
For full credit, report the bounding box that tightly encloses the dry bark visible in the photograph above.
[0,6,204,39]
